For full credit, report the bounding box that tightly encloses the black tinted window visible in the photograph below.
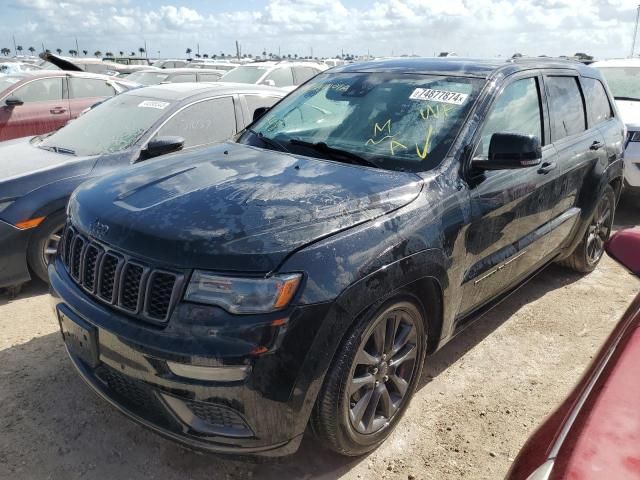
[157,96,236,148]
[171,74,197,83]
[546,76,586,140]
[582,77,612,126]
[476,77,542,158]
[69,78,115,98]
[14,77,63,103]
[265,68,294,87]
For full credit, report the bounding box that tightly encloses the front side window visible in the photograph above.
[156,97,236,148]
[69,78,116,98]
[264,68,294,87]
[582,77,612,126]
[475,77,542,159]
[545,76,586,141]
[39,94,173,156]
[13,77,63,103]
[239,72,483,172]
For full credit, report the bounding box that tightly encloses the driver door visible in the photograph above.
[459,74,560,318]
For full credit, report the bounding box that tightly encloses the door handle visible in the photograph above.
[537,161,557,174]
[50,107,66,115]
[590,141,604,151]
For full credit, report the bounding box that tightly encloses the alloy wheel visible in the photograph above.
[43,226,64,266]
[586,194,613,265]
[348,309,419,434]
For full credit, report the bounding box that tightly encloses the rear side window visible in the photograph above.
[198,73,221,82]
[242,94,281,126]
[264,67,294,87]
[545,76,586,140]
[475,77,542,159]
[171,74,197,83]
[293,67,319,84]
[69,78,116,98]
[582,77,612,126]
[13,77,63,103]
[156,96,236,148]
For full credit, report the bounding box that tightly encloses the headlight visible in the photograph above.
[628,131,640,143]
[184,271,302,314]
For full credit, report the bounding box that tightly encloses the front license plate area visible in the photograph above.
[58,308,99,368]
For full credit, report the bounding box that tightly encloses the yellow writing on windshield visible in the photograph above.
[420,103,457,120]
[416,125,434,160]
[373,119,391,136]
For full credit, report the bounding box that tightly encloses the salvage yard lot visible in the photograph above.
[1,201,638,480]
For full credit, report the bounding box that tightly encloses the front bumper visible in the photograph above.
[0,219,32,288]
[623,141,640,190]
[49,257,335,457]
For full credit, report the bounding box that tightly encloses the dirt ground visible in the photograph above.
[1,200,639,480]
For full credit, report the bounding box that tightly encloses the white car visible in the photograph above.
[592,58,640,192]
[218,61,326,91]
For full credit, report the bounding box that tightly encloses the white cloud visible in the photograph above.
[2,0,639,59]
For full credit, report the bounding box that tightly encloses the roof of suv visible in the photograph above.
[332,57,599,79]
[121,82,287,101]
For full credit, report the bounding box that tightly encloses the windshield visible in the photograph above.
[219,65,268,84]
[127,71,170,85]
[39,94,173,156]
[598,67,640,100]
[239,72,483,172]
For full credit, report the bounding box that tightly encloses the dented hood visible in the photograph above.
[69,142,423,272]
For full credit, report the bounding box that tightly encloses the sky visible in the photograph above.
[2,0,640,60]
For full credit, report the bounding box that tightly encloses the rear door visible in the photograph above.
[460,73,559,316]
[544,74,608,220]
[0,76,68,141]
[67,76,117,118]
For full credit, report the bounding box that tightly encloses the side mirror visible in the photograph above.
[253,106,270,122]
[472,133,542,170]
[142,136,185,159]
[5,97,24,108]
[262,79,276,87]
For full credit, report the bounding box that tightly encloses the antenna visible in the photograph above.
[632,4,640,57]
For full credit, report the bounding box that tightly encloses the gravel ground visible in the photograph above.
[1,201,638,480]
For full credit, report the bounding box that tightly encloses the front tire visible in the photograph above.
[310,297,427,456]
[26,211,66,284]
[558,184,615,273]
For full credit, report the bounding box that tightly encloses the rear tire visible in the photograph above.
[557,185,615,273]
[310,297,427,456]
[26,211,66,284]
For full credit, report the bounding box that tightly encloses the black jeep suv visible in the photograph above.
[50,58,624,457]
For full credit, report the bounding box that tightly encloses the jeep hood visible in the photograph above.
[69,142,423,272]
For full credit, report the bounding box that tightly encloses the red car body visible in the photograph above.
[0,71,135,142]
[508,228,640,480]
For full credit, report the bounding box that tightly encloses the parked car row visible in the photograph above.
[0,57,637,477]
[44,58,627,462]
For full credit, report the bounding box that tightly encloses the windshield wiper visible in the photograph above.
[38,145,76,155]
[289,138,380,168]
[614,96,640,102]
[246,128,289,153]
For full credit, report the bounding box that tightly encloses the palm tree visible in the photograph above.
[68,49,77,56]
[119,50,124,56]
[16,45,23,55]
[56,48,62,55]
[1,48,10,56]
[28,46,35,55]
[202,53,209,59]
[262,50,267,58]
[130,51,135,56]
[94,50,102,57]
[212,54,217,59]
[195,53,201,59]
[139,47,145,56]
[186,48,192,58]
[294,53,298,59]
[82,49,88,56]
[105,51,114,57]
[45,49,50,54]
[220,52,225,59]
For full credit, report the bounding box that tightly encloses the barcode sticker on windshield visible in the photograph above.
[409,88,468,105]
[138,100,170,109]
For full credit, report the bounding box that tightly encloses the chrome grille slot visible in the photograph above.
[58,224,183,324]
